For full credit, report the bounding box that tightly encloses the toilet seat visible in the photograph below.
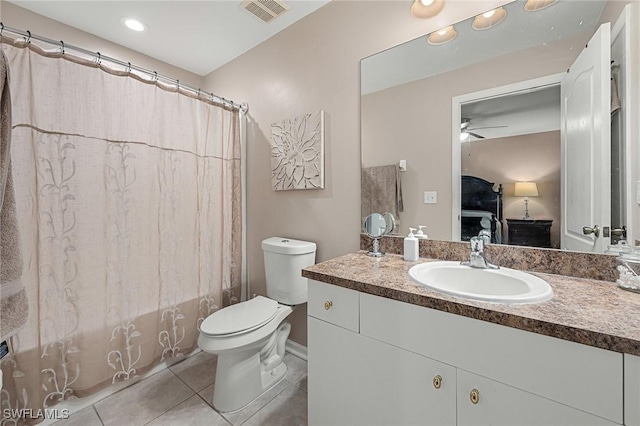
[200,296,279,337]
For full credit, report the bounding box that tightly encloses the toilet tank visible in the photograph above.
[262,237,316,305]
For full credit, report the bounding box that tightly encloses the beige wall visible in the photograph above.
[203,0,510,346]
[1,1,204,87]
[462,132,561,248]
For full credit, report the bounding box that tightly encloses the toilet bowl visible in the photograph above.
[198,237,316,413]
[198,296,294,412]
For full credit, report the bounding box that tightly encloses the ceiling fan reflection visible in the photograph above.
[460,118,507,140]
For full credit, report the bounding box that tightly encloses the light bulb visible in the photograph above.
[482,10,496,18]
[421,0,435,5]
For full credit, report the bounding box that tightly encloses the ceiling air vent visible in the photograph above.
[241,0,290,23]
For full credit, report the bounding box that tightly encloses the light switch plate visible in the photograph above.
[424,191,437,204]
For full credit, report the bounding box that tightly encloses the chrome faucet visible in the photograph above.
[462,234,499,270]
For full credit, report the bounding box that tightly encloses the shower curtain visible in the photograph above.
[0,39,242,424]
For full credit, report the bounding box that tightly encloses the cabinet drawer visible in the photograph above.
[308,280,359,332]
[457,369,619,426]
[360,292,623,423]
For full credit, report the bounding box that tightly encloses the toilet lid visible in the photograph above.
[200,296,279,336]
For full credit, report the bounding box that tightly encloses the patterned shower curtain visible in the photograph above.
[0,39,242,424]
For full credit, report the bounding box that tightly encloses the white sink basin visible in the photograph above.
[408,261,553,304]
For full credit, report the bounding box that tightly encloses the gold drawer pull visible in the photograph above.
[433,375,442,389]
[324,300,333,310]
[470,389,480,405]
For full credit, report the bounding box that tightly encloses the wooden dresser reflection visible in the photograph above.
[506,219,553,248]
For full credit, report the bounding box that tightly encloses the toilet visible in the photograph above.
[198,237,316,413]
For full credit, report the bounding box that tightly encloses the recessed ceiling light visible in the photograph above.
[411,0,445,19]
[427,25,457,45]
[472,7,507,30]
[120,17,147,32]
[524,0,558,12]
[482,10,496,18]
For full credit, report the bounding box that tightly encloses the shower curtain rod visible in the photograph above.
[0,22,248,114]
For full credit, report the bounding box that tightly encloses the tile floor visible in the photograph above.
[53,352,308,426]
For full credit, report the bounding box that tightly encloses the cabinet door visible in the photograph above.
[309,317,456,426]
[625,354,640,426]
[457,369,619,426]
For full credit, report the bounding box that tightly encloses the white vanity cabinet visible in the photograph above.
[308,279,626,426]
[307,279,456,425]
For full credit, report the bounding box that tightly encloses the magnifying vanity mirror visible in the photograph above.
[361,0,638,254]
[363,212,396,256]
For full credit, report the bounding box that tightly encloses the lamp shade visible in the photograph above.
[514,182,539,197]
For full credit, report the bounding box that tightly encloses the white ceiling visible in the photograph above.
[7,0,330,76]
[461,85,561,140]
[361,0,606,95]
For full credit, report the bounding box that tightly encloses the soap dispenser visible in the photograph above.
[415,226,428,239]
[404,228,419,261]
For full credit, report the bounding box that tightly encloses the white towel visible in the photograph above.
[0,49,28,342]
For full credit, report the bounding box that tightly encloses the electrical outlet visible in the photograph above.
[424,191,437,204]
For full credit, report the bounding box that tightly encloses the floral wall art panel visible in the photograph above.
[270,110,325,190]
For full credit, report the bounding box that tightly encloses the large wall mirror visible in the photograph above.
[361,0,639,253]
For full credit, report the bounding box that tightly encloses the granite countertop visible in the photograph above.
[302,251,640,356]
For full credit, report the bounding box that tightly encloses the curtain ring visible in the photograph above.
[176,79,180,90]
[96,52,101,65]
[153,71,158,82]
[0,23,4,37]
[26,30,32,43]
[60,40,65,54]
[197,89,201,98]
[126,62,131,73]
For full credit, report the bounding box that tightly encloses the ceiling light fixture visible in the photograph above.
[472,7,507,30]
[427,25,457,45]
[524,0,558,12]
[411,0,445,19]
[120,17,147,32]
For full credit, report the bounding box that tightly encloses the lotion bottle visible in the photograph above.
[404,228,419,261]
[415,226,428,239]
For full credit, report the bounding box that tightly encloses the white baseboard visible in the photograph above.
[285,339,308,361]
